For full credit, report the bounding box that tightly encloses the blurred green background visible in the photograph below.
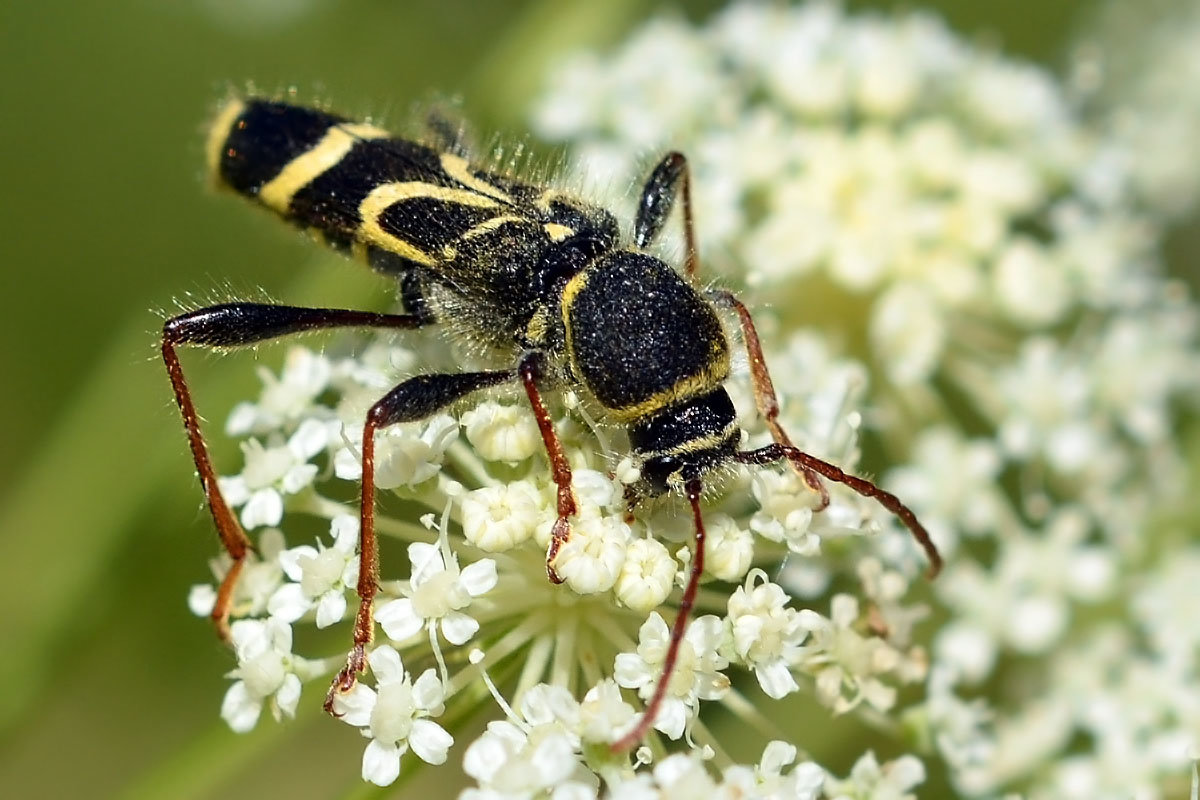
[0,1,1138,797]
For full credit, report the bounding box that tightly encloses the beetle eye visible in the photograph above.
[640,455,680,495]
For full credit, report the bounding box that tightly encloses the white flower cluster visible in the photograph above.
[189,322,926,792]
[182,3,1200,796]
[531,2,1200,798]
[1078,0,1200,220]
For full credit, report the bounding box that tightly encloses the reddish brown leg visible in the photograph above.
[162,303,424,640]
[324,369,516,712]
[325,414,380,711]
[737,444,942,578]
[162,339,252,641]
[518,353,576,584]
[712,290,830,510]
[611,479,707,753]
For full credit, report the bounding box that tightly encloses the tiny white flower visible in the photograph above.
[726,572,809,699]
[651,752,720,795]
[756,740,826,799]
[824,750,925,800]
[577,679,638,744]
[615,612,731,740]
[460,480,543,552]
[189,528,287,620]
[461,401,541,462]
[798,593,915,714]
[702,514,754,582]
[331,645,452,787]
[226,346,333,436]
[376,542,497,646]
[334,413,458,489]
[551,512,630,595]
[220,617,303,732]
[749,470,819,555]
[461,682,598,797]
[267,514,359,628]
[219,419,329,529]
[614,536,676,612]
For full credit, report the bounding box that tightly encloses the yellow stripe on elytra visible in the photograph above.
[257,122,389,213]
[459,214,528,241]
[543,223,573,242]
[440,153,515,205]
[357,181,502,266]
[206,98,246,178]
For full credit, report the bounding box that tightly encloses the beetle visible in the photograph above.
[163,97,941,752]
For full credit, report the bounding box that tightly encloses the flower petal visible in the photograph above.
[274,673,302,719]
[281,463,318,494]
[440,611,480,645]
[376,598,424,642]
[614,652,652,690]
[652,697,688,740]
[187,584,216,616]
[241,488,283,529]
[369,645,406,685]
[288,418,329,460]
[462,723,515,782]
[459,559,498,596]
[756,659,799,699]
[330,515,359,552]
[412,668,445,711]
[277,545,318,581]
[315,590,347,629]
[407,542,445,586]
[267,583,310,623]
[220,681,262,733]
[760,740,797,775]
[362,739,403,787]
[332,683,376,727]
[408,718,453,765]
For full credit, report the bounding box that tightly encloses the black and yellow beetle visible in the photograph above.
[163,97,940,751]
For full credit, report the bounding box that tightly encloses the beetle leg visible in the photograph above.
[162,302,425,640]
[708,290,831,509]
[518,353,576,584]
[735,443,942,578]
[610,478,707,752]
[325,368,516,710]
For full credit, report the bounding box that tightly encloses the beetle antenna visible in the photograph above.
[736,444,942,578]
[610,478,707,753]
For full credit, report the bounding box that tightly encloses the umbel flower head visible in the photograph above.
[187,3,1200,797]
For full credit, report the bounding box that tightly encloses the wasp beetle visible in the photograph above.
[163,97,941,751]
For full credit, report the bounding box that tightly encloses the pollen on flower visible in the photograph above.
[613,536,676,612]
[461,401,542,462]
[459,481,542,551]
[702,513,755,582]
[551,512,631,595]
